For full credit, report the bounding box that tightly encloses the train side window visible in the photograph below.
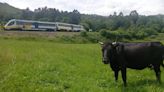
[16,21,24,25]
[8,21,15,26]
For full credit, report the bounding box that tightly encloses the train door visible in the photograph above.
[33,22,38,28]
[23,23,32,30]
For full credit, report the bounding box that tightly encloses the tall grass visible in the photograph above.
[0,39,164,92]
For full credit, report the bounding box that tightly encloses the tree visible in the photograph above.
[113,12,117,17]
[69,10,81,24]
[129,10,139,25]
[21,7,33,20]
[118,12,124,16]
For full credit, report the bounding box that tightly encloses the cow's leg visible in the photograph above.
[121,67,127,86]
[114,70,119,82]
[154,65,161,83]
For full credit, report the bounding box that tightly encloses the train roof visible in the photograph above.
[10,19,82,26]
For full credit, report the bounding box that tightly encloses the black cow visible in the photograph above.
[100,41,164,86]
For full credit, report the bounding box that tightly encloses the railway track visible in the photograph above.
[0,31,80,37]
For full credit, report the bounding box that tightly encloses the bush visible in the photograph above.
[116,30,132,39]
[100,29,132,40]
[99,29,108,37]
[80,31,88,37]
[0,24,4,31]
[144,28,157,36]
[135,31,147,39]
[99,28,158,40]
[160,28,164,33]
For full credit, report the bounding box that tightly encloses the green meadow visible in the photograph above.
[0,34,164,92]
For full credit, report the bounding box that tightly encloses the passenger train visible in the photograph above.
[4,19,85,32]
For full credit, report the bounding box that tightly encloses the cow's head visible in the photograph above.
[99,41,118,64]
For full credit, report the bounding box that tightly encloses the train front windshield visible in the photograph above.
[8,21,15,26]
[5,20,15,27]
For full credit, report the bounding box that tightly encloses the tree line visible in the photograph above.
[21,7,81,25]
[20,8,164,34]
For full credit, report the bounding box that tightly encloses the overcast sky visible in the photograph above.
[0,0,164,16]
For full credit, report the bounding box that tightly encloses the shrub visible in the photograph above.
[144,28,157,36]
[99,28,158,40]
[99,29,108,37]
[117,30,132,39]
[80,31,88,37]
[100,29,132,40]
[160,28,164,33]
[135,31,147,39]
[0,24,4,31]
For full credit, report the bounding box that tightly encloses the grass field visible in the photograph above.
[0,33,164,92]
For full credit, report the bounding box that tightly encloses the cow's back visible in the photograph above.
[120,42,163,69]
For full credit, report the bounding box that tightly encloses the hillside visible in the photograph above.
[0,2,22,21]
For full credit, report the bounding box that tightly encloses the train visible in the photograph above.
[4,19,85,32]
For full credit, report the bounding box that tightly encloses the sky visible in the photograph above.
[0,0,164,16]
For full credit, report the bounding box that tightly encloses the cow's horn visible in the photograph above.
[99,42,104,45]
[112,42,117,45]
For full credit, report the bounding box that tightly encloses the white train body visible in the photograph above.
[4,19,85,32]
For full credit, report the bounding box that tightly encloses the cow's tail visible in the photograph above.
[162,45,164,68]
[162,63,164,68]
[162,57,164,67]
